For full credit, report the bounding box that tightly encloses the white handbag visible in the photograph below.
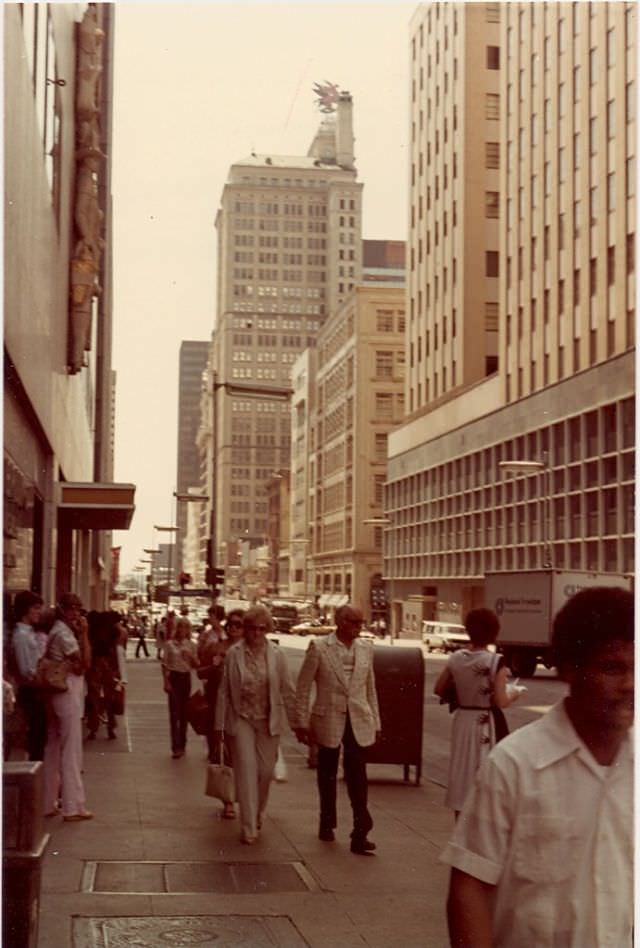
[205,739,235,802]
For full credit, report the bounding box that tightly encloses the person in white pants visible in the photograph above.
[214,604,296,844]
[43,593,93,821]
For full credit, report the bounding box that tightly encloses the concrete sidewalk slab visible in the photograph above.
[37,658,452,948]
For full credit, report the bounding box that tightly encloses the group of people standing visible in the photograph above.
[5,591,127,822]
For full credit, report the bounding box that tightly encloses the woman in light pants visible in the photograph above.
[43,594,93,821]
[215,605,296,844]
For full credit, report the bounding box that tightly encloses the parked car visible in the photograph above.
[290,619,336,636]
[421,620,470,652]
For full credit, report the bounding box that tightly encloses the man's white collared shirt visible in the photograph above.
[440,701,633,948]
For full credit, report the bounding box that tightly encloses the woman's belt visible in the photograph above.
[458,705,491,710]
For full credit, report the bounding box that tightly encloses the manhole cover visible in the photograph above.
[73,915,309,947]
[82,860,317,894]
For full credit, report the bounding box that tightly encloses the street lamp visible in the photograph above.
[499,454,552,568]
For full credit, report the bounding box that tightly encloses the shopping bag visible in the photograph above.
[34,656,69,692]
[205,742,235,802]
[187,689,210,735]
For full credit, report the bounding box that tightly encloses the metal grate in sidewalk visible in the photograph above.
[73,914,310,947]
[81,859,318,894]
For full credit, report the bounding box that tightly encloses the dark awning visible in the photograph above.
[57,482,135,530]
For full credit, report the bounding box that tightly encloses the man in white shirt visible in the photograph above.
[11,590,46,760]
[441,586,633,948]
[295,604,381,854]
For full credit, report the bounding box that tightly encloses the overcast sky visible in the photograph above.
[111,1,413,576]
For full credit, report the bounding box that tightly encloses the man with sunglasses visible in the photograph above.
[295,603,381,854]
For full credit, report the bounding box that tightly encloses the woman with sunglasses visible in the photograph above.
[214,604,296,844]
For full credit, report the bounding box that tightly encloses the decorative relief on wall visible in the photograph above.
[68,4,106,374]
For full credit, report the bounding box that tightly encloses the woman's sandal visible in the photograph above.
[222,803,236,819]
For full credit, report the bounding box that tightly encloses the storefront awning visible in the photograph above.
[57,482,136,530]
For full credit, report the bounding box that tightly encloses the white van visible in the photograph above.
[421,620,470,653]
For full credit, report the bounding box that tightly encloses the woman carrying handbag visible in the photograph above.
[198,608,245,818]
[214,605,296,845]
[434,608,525,818]
[42,593,93,821]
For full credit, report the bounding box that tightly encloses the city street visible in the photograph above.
[275,636,568,788]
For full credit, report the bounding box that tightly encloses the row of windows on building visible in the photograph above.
[234,218,328,235]
[231,367,293,380]
[232,350,299,364]
[233,201,328,216]
[384,537,634,579]
[386,399,633,507]
[505,4,634,61]
[234,235,331,251]
[231,303,325,316]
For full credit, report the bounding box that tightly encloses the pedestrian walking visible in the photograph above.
[214,604,296,845]
[9,590,47,761]
[162,617,198,758]
[198,607,245,819]
[42,593,93,821]
[294,603,381,855]
[433,608,524,816]
[442,586,634,948]
[134,617,150,658]
[86,611,121,740]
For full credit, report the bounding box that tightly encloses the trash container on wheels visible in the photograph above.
[3,761,50,948]
[365,645,424,785]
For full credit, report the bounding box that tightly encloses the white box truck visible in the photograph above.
[484,570,633,678]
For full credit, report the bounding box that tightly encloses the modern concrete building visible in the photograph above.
[176,340,209,573]
[304,244,406,620]
[408,1,501,416]
[388,1,635,634]
[205,90,364,574]
[4,3,134,606]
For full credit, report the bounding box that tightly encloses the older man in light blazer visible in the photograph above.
[295,604,381,854]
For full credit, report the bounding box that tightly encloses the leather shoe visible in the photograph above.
[318,828,335,842]
[350,838,376,855]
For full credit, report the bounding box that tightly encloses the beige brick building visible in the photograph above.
[204,93,364,574]
[306,272,406,619]
[388,1,635,635]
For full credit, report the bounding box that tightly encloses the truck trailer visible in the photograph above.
[484,570,633,677]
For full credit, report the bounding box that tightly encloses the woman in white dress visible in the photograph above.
[434,608,523,817]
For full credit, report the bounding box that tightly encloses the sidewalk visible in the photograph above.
[37,656,452,948]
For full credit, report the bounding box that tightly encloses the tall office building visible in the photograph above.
[176,340,209,573]
[407,2,501,414]
[387,1,635,632]
[208,90,363,570]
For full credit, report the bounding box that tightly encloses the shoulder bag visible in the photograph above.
[187,688,210,735]
[35,629,70,692]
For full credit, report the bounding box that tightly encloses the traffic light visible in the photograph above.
[205,566,225,596]
[370,585,387,610]
[179,571,191,590]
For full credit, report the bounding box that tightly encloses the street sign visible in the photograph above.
[167,588,212,597]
